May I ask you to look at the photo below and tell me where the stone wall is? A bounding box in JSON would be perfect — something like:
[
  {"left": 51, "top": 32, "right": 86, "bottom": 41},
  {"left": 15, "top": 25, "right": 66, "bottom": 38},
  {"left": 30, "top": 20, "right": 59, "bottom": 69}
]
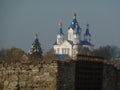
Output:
[
  {"left": 57, "top": 60, "right": 75, "bottom": 90},
  {"left": 1, "top": 58, "right": 119, "bottom": 90},
  {"left": 102, "top": 64, "right": 116, "bottom": 90},
  {"left": 0, "top": 60, "right": 75, "bottom": 90}
]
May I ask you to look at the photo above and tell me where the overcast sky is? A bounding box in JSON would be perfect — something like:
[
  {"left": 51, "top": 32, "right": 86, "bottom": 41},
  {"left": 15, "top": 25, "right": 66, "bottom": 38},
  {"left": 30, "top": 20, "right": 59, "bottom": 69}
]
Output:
[{"left": 0, "top": 0, "right": 120, "bottom": 53}]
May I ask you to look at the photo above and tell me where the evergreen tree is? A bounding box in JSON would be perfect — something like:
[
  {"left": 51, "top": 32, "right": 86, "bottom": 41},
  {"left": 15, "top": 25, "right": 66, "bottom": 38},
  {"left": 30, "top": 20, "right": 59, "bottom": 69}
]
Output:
[{"left": 29, "top": 34, "right": 42, "bottom": 59}]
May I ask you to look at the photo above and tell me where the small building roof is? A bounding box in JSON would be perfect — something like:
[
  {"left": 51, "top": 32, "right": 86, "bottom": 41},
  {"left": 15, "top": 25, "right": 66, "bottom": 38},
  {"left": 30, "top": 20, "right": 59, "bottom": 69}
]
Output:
[
  {"left": 80, "top": 40, "right": 93, "bottom": 46},
  {"left": 55, "top": 54, "right": 69, "bottom": 59}
]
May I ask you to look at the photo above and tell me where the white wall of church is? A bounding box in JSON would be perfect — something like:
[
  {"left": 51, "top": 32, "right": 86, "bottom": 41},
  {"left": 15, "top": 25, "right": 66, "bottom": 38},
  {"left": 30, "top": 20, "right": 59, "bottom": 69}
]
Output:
[
  {"left": 57, "top": 34, "right": 64, "bottom": 45},
  {"left": 73, "top": 34, "right": 80, "bottom": 44},
  {"left": 53, "top": 41, "right": 73, "bottom": 57},
  {"left": 53, "top": 44, "right": 81, "bottom": 58},
  {"left": 68, "top": 29, "right": 74, "bottom": 41}
]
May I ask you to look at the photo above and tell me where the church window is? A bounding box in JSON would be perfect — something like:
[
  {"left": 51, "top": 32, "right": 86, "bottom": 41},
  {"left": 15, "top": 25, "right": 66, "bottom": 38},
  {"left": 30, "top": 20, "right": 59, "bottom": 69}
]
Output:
[
  {"left": 67, "top": 48, "right": 70, "bottom": 54},
  {"left": 58, "top": 38, "right": 60, "bottom": 44},
  {"left": 62, "top": 48, "right": 64, "bottom": 54},
  {"left": 62, "top": 48, "right": 69, "bottom": 54},
  {"left": 57, "top": 48, "right": 60, "bottom": 54},
  {"left": 65, "top": 49, "right": 67, "bottom": 54}
]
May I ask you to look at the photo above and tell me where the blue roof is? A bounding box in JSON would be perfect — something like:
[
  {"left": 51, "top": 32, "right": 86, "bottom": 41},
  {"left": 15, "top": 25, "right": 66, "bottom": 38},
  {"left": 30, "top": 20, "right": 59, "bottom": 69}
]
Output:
[
  {"left": 67, "top": 40, "right": 74, "bottom": 45},
  {"left": 54, "top": 40, "right": 74, "bottom": 45},
  {"left": 58, "top": 28, "right": 64, "bottom": 35},
  {"left": 84, "top": 28, "right": 91, "bottom": 36},
  {"left": 80, "top": 40, "right": 93, "bottom": 46},
  {"left": 56, "top": 54, "right": 69, "bottom": 59},
  {"left": 67, "top": 40, "right": 80, "bottom": 45},
  {"left": 68, "top": 18, "right": 80, "bottom": 30}
]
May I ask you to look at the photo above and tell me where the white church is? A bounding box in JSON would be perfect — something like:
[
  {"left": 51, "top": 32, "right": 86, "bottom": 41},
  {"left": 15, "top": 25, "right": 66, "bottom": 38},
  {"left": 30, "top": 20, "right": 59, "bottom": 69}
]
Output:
[{"left": 53, "top": 13, "right": 94, "bottom": 58}]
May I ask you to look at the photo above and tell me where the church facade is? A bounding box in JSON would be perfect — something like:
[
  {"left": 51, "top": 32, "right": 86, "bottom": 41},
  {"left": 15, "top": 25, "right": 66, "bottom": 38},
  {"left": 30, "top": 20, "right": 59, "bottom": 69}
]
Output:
[{"left": 53, "top": 13, "right": 93, "bottom": 58}]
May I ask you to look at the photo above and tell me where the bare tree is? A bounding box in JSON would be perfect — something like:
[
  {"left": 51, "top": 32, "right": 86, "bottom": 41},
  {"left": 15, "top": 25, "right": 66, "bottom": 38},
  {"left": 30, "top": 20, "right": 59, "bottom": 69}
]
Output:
[
  {"left": 92, "top": 45, "right": 120, "bottom": 60},
  {"left": 79, "top": 46, "right": 92, "bottom": 55},
  {"left": 43, "top": 48, "right": 58, "bottom": 62}
]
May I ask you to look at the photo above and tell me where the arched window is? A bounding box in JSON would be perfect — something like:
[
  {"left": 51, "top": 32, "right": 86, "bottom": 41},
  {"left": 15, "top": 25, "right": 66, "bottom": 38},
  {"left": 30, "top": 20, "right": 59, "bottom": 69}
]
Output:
[{"left": 57, "top": 48, "right": 60, "bottom": 54}]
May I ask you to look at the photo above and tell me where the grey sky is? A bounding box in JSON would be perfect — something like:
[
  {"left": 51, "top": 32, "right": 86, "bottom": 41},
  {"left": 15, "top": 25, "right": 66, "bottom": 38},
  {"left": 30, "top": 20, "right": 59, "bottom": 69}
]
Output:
[{"left": 0, "top": 0, "right": 120, "bottom": 53}]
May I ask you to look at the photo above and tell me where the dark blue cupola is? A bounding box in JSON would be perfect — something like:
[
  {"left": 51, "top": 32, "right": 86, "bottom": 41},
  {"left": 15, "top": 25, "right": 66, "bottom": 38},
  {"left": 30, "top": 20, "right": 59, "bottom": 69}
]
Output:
[
  {"left": 68, "top": 12, "right": 80, "bottom": 30},
  {"left": 84, "top": 24, "right": 91, "bottom": 42},
  {"left": 58, "top": 21, "right": 64, "bottom": 35},
  {"left": 80, "top": 24, "right": 94, "bottom": 49},
  {"left": 74, "top": 22, "right": 80, "bottom": 35},
  {"left": 73, "top": 22, "right": 81, "bottom": 44},
  {"left": 84, "top": 24, "right": 91, "bottom": 36},
  {"left": 57, "top": 21, "right": 64, "bottom": 44}
]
